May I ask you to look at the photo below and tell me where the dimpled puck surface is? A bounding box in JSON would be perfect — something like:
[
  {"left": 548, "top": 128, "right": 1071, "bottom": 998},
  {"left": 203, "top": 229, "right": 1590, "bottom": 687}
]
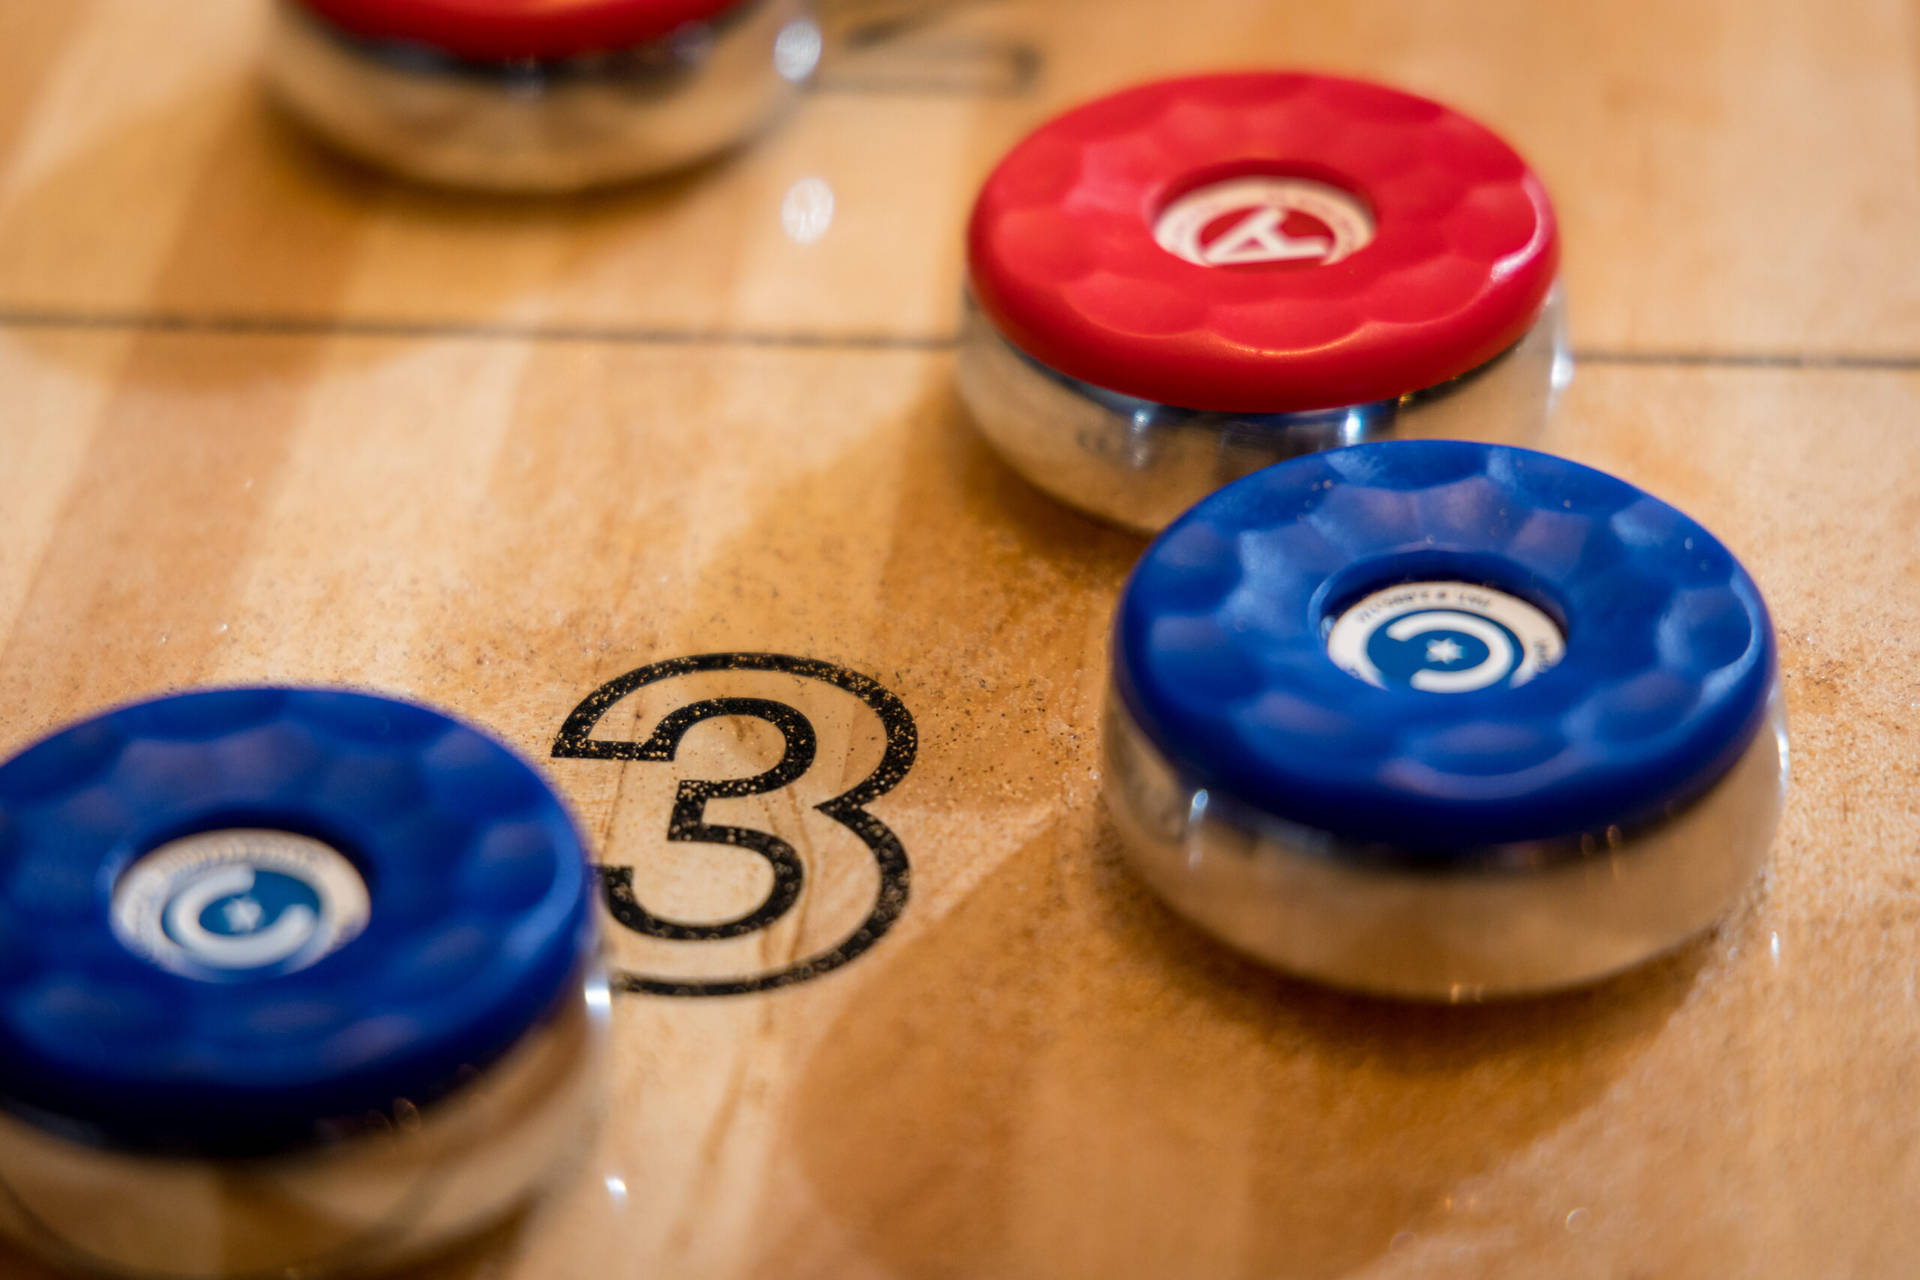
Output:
[
  {"left": 968, "top": 72, "right": 1558, "bottom": 413},
  {"left": 0, "top": 688, "right": 594, "bottom": 1155},
  {"left": 1113, "top": 441, "right": 1776, "bottom": 849},
  {"left": 296, "top": 0, "right": 745, "bottom": 60}
]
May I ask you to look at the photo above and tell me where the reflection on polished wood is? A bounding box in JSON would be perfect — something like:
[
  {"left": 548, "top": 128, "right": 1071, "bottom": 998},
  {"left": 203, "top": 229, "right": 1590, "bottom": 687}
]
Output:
[{"left": 0, "top": 1, "right": 1915, "bottom": 1277}]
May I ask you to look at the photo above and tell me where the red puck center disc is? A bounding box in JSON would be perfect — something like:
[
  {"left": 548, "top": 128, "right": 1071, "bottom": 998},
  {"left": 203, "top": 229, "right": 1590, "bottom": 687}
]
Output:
[{"left": 1152, "top": 173, "right": 1375, "bottom": 269}]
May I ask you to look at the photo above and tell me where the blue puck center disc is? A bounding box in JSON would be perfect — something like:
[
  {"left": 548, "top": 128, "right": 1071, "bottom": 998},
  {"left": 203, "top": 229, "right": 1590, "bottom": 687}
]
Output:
[
  {"left": 111, "top": 828, "right": 372, "bottom": 980},
  {"left": 1113, "top": 442, "right": 1777, "bottom": 849},
  {"left": 0, "top": 688, "right": 595, "bottom": 1155}
]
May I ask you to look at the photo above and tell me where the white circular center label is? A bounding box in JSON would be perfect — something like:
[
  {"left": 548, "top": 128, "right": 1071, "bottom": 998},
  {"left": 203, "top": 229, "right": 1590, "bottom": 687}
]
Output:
[
  {"left": 112, "top": 830, "right": 370, "bottom": 981},
  {"left": 1154, "top": 176, "right": 1373, "bottom": 268},
  {"left": 1326, "top": 581, "right": 1565, "bottom": 694}
]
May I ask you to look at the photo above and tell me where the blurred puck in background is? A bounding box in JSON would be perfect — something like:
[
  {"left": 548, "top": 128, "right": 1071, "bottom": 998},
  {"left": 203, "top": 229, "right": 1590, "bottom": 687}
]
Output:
[{"left": 268, "top": 0, "right": 822, "bottom": 191}]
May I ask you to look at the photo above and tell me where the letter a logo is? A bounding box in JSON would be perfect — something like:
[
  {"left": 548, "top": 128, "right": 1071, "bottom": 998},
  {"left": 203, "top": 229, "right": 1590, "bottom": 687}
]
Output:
[
  {"left": 1197, "top": 205, "right": 1332, "bottom": 266},
  {"left": 1154, "top": 176, "right": 1374, "bottom": 269}
]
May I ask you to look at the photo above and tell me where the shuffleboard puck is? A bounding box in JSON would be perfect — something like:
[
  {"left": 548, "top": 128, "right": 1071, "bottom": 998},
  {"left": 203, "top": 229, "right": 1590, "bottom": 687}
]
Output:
[
  {"left": 961, "top": 72, "right": 1569, "bottom": 531},
  {"left": 1105, "top": 441, "right": 1787, "bottom": 999},
  {"left": 0, "top": 688, "right": 604, "bottom": 1278},
  {"left": 267, "top": 0, "right": 822, "bottom": 191}
]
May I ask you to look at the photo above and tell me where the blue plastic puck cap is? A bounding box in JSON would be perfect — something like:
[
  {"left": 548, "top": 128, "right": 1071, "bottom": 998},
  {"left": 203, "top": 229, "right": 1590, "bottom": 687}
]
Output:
[
  {"left": 1113, "top": 441, "right": 1777, "bottom": 849},
  {"left": 0, "top": 688, "right": 595, "bottom": 1156}
]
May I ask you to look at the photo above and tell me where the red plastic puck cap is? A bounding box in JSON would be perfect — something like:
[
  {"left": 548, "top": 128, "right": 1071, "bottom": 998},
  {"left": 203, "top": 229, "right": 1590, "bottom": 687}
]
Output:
[
  {"left": 295, "top": 0, "right": 746, "bottom": 61},
  {"left": 967, "top": 73, "right": 1559, "bottom": 413}
]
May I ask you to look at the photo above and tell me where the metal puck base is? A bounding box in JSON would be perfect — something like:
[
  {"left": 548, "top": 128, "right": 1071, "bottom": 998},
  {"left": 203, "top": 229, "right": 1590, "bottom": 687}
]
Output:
[{"left": 0, "top": 969, "right": 607, "bottom": 1279}]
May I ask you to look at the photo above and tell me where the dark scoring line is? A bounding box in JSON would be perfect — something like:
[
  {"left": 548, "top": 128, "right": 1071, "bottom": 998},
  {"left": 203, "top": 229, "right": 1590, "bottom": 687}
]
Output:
[
  {"left": 1572, "top": 349, "right": 1920, "bottom": 372},
  {"left": 0, "top": 307, "right": 957, "bottom": 351},
  {"left": 0, "top": 308, "right": 1914, "bottom": 370},
  {"left": 811, "top": 73, "right": 1034, "bottom": 97}
]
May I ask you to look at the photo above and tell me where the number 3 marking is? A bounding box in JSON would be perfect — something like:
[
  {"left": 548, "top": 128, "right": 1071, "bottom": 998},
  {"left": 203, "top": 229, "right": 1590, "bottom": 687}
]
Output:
[{"left": 552, "top": 653, "right": 916, "bottom": 997}]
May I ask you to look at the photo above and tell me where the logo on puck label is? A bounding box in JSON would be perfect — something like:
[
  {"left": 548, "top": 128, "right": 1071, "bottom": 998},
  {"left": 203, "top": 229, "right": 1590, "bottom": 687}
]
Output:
[
  {"left": 1154, "top": 176, "right": 1373, "bottom": 268},
  {"left": 1326, "top": 581, "right": 1565, "bottom": 694},
  {"left": 112, "top": 830, "right": 370, "bottom": 980}
]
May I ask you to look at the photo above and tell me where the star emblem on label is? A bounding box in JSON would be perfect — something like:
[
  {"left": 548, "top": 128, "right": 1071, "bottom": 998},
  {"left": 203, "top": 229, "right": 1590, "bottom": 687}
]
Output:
[
  {"left": 1326, "top": 581, "right": 1566, "bottom": 694},
  {"left": 111, "top": 829, "right": 371, "bottom": 981}
]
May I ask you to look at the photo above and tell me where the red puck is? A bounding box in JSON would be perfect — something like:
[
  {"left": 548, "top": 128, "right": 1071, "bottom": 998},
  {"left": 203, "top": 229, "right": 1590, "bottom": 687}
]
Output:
[
  {"left": 294, "top": 0, "right": 744, "bottom": 61},
  {"left": 967, "top": 72, "right": 1559, "bottom": 413}
]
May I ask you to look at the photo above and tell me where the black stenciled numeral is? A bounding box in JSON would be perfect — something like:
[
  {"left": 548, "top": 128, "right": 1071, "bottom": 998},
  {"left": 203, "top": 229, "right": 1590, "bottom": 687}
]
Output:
[
  {"left": 597, "top": 697, "right": 814, "bottom": 942},
  {"left": 553, "top": 653, "right": 915, "bottom": 998}
]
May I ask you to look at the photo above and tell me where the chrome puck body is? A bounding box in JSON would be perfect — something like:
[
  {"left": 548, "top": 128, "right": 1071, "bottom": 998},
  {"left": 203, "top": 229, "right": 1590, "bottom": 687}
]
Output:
[
  {"left": 267, "top": 0, "right": 820, "bottom": 192},
  {"left": 1105, "top": 692, "right": 1785, "bottom": 1000},
  {"left": 0, "top": 973, "right": 606, "bottom": 1279}
]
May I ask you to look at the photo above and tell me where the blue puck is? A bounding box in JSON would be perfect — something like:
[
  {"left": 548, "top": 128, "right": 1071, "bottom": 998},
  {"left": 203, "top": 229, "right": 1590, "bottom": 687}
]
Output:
[
  {"left": 0, "top": 688, "right": 595, "bottom": 1156},
  {"left": 1113, "top": 441, "right": 1778, "bottom": 851}
]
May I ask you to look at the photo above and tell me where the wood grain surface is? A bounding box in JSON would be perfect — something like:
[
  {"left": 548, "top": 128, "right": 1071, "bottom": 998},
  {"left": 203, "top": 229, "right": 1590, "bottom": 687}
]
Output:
[{"left": 1, "top": 1, "right": 1917, "bottom": 1276}]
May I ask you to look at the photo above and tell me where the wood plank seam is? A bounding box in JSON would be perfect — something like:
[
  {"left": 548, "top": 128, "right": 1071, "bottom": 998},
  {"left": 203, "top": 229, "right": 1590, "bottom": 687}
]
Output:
[{"left": 2, "top": 307, "right": 1916, "bottom": 371}]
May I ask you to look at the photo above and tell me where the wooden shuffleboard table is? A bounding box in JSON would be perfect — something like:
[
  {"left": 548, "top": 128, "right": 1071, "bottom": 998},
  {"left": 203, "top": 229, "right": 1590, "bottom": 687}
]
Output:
[{"left": 0, "top": 0, "right": 1917, "bottom": 1276}]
